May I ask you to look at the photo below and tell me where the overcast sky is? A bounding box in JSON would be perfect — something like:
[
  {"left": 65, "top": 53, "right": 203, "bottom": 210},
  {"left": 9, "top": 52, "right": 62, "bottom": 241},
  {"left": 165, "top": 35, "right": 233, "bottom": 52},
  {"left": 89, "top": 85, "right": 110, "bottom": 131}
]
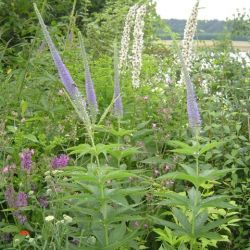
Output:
[{"left": 155, "top": 0, "right": 250, "bottom": 20}]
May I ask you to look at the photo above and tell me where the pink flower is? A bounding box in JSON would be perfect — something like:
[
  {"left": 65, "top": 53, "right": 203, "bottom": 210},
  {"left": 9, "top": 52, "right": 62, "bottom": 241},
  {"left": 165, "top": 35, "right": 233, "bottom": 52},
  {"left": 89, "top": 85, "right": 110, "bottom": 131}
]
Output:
[
  {"left": 51, "top": 154, "right": 70, "bottom": 169},
  {"left": 2, "top": 164, "right": 16, "bottom": 174}
]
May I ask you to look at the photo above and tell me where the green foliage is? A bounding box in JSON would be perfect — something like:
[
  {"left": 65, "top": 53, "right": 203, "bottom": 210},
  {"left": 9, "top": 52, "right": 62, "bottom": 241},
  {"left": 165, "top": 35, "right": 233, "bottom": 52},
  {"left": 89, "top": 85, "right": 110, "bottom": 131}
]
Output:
[{"left": 0, "top": 2, "right": 249, "bottom": 250}]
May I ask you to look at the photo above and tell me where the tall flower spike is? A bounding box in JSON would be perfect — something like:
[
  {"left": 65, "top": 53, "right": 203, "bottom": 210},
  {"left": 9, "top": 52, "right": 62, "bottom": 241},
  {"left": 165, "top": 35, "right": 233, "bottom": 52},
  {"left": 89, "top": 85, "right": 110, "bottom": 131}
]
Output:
[
  {"left": 181, "top": 0, "right": 200, "bottom": 77},
  {"left": 179, "top": 51, "right": 201, "bottom": 135},
  {"left": 113, "top": 44, "right": 123, "bottom": 118},
  {"left": 33, "top": 4, "right": 91, "bottom": 128},
  {"left": 78, "top": 32, "right": 98, "bottom": 118},
  {"left": 119, "top": 4, "right": 138, "bottom": 73},
  {"left": 132, "top": 5, "right": 146, "bottom": 88}
]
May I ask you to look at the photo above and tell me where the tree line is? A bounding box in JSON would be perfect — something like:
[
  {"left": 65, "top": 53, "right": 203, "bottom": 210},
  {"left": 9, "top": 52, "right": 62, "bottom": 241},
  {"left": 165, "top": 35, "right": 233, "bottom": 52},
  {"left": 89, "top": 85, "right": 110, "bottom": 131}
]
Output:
[{"left": 159, "top": 19, "right": 248, "bottom": 41}]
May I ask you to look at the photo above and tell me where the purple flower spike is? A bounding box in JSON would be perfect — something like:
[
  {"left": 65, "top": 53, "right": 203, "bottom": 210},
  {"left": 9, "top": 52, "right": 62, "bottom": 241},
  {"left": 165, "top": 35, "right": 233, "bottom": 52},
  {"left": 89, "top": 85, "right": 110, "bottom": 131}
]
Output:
[
  {"left": 113, "top": 44, "right": 123, "bottom": 118},
  {"left": 34, "top": 6, "right": 77, "bottom": 98},
  {"left": 15, "top": 192, "right": 28, "bottom": 208},
  {"left": 4, "top": 186, "right": 16, "bottom": 207},
  {"left": 85, "top": 66, "right": 98, "bottom": 111},
  {"left": 179, "top": 51, "right": 201, "bottom": 135},
  {"left": 34, "top": 4, "right": 90, "bottom": 127},
  {"left": 51, "top": 154, "right": 70, "bottom": 169},
  {"left": 78, "top": 32, "right": 98, "bottom": 116},
  {"left": 20, "top": 149, "right": 34, "bottom": 173}
]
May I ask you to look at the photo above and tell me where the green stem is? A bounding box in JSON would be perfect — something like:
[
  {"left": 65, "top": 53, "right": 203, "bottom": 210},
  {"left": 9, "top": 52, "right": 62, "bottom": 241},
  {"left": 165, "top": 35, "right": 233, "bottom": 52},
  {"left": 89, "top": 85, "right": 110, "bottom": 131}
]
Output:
[
  {"left": 117, "top": 119, "right": 121, "bottom": 168},
  {"left": 196, "top": 156, "right": 199, "bottom": 176},
  {"left": 100, "top": 182, "right": 109, "bottom": 246},
  {"left": 89, "top": 130, "right": 100, "bottom": 167}
]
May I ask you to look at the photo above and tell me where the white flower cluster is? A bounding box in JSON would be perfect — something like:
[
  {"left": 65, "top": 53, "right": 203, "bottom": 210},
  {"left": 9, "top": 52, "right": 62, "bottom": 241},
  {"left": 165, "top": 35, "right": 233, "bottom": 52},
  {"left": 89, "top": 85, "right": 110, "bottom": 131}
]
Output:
[
  {"left": 181, "top": 0, "right": 200, "bottom": 76},
  {"left": 131, "top": 5, "right": 146, "bottom": 88},
  {"left": 118, "top": 4, "right": 138, "bottom": 72},
  {"left": 118, "top": 4, "right": 147, "bottom": 88}
]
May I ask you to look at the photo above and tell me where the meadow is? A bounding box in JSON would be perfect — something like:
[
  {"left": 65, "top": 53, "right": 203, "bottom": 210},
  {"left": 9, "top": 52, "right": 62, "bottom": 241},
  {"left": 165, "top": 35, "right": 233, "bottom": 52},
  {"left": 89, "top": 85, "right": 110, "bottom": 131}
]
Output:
[{"left": 0, "top": 0, "right": 249, "bottom": 250}]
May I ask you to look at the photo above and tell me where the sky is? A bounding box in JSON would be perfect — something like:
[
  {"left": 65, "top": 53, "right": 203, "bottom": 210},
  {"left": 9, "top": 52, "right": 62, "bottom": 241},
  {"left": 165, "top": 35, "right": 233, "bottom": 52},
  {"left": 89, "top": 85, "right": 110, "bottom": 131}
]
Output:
[{"left": 155, "top": 0, "right": 250, "bottom": 20}]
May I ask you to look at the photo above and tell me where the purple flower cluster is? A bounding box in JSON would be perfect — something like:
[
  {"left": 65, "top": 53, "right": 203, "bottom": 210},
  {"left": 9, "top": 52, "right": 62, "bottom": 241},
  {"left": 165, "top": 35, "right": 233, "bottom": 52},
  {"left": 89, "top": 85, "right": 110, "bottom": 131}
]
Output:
[
  {"left": 15, "top": 192, "right": 28, "bottom": 208},
  {"left": 38, "top": 196, "right": 49, "bottom": 208},
  {"left": 4, "top": 187, "right": 28, "bottom": 224},
  {"left": 20, "top": 149, "right": 34, "bottom": 173},
  {"left": 4, "top": 186, "right": 16, "bottom": 207},
  {"left": 51, "top": 154, "right": 70, "bottom": 169},
  {"left": 13, "top": 211, "right": 27, "bottom": 224}
]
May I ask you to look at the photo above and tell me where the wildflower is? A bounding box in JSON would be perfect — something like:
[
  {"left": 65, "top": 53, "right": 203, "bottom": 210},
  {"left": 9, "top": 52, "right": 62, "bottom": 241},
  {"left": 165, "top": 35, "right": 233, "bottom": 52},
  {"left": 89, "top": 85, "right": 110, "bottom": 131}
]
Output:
[
  {"left": 163, "top": 165, "right": 171, "bottom": 173},
  {"left": 63, "top": 214, "right": 73, "bottom": 223},
  {"left": 2, "top": 164, "right": 16, "bottom": 174},
  {"left": 45, "top": 215, "right": 55, "bottom": 222},
  {"left": 44, "top": 171, "right": 50, "bottom": 176},
  {"left": 28, "top": 238, "right": 35, "bottom": 244},
  {"left": 113, "top": 44, "right": 123, "bottom": 118},
  {"left": 153, "top": 169, "right": 160, "bottom": 177},
  {"left": 119, "top": 4, "right": 138, "bottom": 72},
  {"left": 34, "top": 4, "right": 91, "bottom": 128},
  {"left": 54, "top": 186, "right": 61, "bottom": 193},
  {"left": 51, "top": 154, "right": 69, "bottom": 169},
  {"left": 38, "top": 196, "right": 49, "bottom": 208},
  {"left": 132, "top": 221, "right": 140, "bottom": 228},
  {"left": 78, "top": 32, "right": 98, "bottom": 117},
  {"left": 15, "top": 192, "right": 28, "bottom": 208},
  {"left": 19, "top": 230, "right": 30, "bottom": 237},
  {"left": 131, "top": 5, "right": 146, "bottom": 88},
  {"left": 58, "top": 89, "right": 64, "bottom": 96},
  {"left": 20, "top": 149, "right": 34, "bottom": 173},
  {"left": 4, "top": 186, "right": 16, "bottom": 207},
  {"left": 45, "top": 175, "right": 52, "bottom": 181},
  {"left": 1, "top": 233, "right": 12, "bottom": 242},
  {"left": 46, "top": 189, "right": 52, "bottom": 195},
  {"left": 164, "top": 180, "right": 175, "bottom": 187},
  {"left": 28, "top": 190, "right": 34, "bottom": 196},
  {"left": 152, "top": 123, "right": 157, "bottom": 129},
  {"left": 179, "top": 51, "right": 201, "bottom": 134},
  {"left": 14, "top": 211, "right": 27, "bottom": 224},
  {"left": 52, "top": 170, "right": 63, "bottom": 175},
  {"left": 181, "top": 0, "right": 200, "bottom": 75},
  {"left": 14, "top": 239, "right": 20, "bottom": 244},
  {"left": 143, "top": 96, "right": 149, "bottom": 101}
]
